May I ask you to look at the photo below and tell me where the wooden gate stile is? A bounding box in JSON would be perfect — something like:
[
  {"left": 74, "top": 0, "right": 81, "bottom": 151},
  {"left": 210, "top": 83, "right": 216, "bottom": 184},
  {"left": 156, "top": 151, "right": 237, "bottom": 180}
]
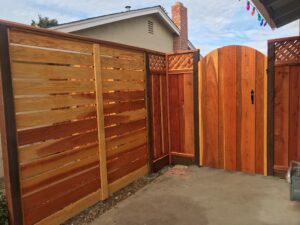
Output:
[
  {"left": 166, "top": 50, "right": 199, "bottom": 165},
  {"left": 199, "top": 46, "right": 267, "bottom": 175},
  {"left": 269, "top": 36, "right": 300, "bottom": 176}
]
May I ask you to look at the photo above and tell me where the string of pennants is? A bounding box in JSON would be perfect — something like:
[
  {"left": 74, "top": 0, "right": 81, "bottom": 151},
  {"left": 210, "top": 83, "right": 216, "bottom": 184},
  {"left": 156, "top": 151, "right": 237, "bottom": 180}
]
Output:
[{"left": 243, "top": 0, "right": 268, "bottom": 27}]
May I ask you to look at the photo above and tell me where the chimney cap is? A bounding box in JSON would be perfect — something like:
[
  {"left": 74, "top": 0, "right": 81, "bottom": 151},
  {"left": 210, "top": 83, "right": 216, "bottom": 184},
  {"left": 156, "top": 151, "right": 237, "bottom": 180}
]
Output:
[{"left": 174, "top": 2, "right": 184, "bottom": 6}]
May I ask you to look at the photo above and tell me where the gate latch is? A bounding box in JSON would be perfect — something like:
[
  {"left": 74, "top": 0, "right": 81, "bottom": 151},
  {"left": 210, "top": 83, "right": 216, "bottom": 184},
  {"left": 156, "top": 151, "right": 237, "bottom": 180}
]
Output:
[{"left": 251, "top": 90, "right": 254, "bottom": 105}]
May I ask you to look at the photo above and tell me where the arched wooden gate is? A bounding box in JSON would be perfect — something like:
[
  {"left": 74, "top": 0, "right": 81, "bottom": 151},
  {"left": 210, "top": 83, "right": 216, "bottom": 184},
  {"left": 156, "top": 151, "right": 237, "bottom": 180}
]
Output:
[{"left": 199, "top": 46, "right": 267, "bottom": 175}]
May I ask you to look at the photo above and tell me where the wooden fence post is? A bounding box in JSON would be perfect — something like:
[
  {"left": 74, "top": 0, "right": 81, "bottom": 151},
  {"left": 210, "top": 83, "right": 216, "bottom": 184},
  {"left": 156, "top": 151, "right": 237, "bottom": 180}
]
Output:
[
  {"left": 0, "top": 25, "right": 23, "bottom": 225},
  {"left": 145, "top": 53, "right": 154, "bottom": 173},
  {"left": 193, "top": 50, "right": 200, "bottom": 165},
  {"left": 93, "top": 44, "right": 108, "bottom": 199},
  {"left": 267, "top": 41, "right": 275, "bottom": 176}
]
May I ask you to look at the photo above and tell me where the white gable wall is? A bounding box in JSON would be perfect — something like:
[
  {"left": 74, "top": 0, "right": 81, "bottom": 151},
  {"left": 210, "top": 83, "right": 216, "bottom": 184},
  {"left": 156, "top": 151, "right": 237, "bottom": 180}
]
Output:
[{"left": 72, "top": 14, "right": 174, "bottom": 52}]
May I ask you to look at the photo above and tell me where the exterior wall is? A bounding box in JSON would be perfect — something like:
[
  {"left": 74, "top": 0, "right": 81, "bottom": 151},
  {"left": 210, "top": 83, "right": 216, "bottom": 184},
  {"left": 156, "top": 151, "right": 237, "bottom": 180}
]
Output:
[{"left": 72, "top": 15, "right": 174, "bottom": 52}]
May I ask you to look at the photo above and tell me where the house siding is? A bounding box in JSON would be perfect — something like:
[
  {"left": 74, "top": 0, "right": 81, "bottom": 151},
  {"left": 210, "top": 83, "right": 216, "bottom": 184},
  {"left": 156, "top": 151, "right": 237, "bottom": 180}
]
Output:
[{"left": 72, "top": 14, "right": 174, "bottom": 52}]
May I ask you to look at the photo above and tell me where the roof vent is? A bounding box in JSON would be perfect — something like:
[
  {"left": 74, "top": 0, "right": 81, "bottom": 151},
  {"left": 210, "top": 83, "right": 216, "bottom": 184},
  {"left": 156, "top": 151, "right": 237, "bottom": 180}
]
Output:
[
  {"left": 125, "top": 6, "right": 131, "bottom": 11},
  {"left": 148, "top": 20, "right": 154, "bottom": 34}
]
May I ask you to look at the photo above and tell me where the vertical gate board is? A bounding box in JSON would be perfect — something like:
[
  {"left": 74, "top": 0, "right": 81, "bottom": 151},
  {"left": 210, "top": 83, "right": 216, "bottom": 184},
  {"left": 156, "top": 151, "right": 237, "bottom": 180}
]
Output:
[
  {"left": 183, "top": 73, "right": 195, "bottom": 155},
  {"left": 236, "top": 46, "right": 242, "bottom": 171},
  {"left": 255, "top": 52, "right": 266, "bottom": 174},
  {"left": 240, "top": 47, "right": 256, "bottom": 173},
  {"left": 152, "top": 74, "right": 163, "bottom": 158},
  {"left": 202, "top": 50, "right": 219, "bottom": 167},
  {"left": 289, "top": 66, "right": 300, "bottom": 162},
  {"left": 220, "top": 46, "right": 237, "bottom": 171},
  {"left": 168, "top": 74, "right": 182, "bottom": 152},
  {"left": 200, "top": 46, "right": 267, "bottom": 174},
  {"left": 274, "top": 66, "right": 290, "bottom": 172}
]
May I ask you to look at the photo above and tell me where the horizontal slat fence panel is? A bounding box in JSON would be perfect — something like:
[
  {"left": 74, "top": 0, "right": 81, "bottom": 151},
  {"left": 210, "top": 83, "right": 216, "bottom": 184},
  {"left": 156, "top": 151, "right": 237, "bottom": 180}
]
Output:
[
  {"left": 99, "top": 45, "right": 149, "bottom": 193},
  {"left": 0, "top": 22, "right": 155, "bottom": 225},
  {"left": 8, "top": 28, "right": 102, "bottom": 225}
]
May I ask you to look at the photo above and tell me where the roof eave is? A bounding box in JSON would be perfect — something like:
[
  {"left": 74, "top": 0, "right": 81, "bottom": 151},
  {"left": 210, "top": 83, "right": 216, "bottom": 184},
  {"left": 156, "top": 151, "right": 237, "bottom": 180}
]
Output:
[{"left": 51, "top": 7, "right": 180, "bottom": 35}]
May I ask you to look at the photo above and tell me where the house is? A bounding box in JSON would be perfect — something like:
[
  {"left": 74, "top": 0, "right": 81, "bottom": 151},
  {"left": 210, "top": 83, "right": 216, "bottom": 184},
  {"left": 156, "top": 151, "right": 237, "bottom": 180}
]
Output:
[{"left": 51, "top": 2, "right": 195, "bottom": 52}]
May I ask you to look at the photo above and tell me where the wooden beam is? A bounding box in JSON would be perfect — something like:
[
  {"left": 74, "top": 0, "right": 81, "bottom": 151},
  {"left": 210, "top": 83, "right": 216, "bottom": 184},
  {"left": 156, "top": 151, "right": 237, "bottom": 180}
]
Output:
[
  {"left": 193, "top": 50, "right": 200, "bottom": 165},
  {"left": 266, "top": 41, "right": 275, "bottom": 176},
  {"left": 93, "top": 44, "right": 108, "bottom": 200},
  {"left": 145, "top": 53, "right": 154, "bottom": 173},
  {"left": 0, "top": 25, "right": 23, "bottom": 225}
]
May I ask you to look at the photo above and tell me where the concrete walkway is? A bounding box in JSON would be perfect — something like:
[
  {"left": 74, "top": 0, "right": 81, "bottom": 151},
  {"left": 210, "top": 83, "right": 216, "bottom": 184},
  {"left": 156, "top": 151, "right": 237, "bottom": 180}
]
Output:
[{"left": 91, "top": 166, "right": 300, "bottom": 225}]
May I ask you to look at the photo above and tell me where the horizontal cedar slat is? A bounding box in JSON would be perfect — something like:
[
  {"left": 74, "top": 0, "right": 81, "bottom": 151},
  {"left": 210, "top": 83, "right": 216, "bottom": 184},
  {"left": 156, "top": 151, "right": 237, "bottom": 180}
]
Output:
[
  {"left": 10, "top": 45, "right": 93, "bottom": 65},
  {"left": 11, "top": 62, "right": 94, "bottom": 80},
  {"left": 16, "top": 106, "right": 96, "bottom": 129},
  {"left": 10, "top": 30, "right": 93, "bottom": 54},
  {"left": 103, "top": 90, "right": 145, "bottom": 102},
  {"left": 102, "top": 80, "right": 144, "bottom": 92},
  {"left": 18, "top": 118, "right": 97, "bottom": 146},
  {"left": 13, "top": 79, "right": 95, "bottom": 96},
  {"left": 108, "top": 155, "right": 148, "bottom": 183},
  {"left": 15, "top": 93, "right": 96, "bottom": 113},
  {"left": 21, "top": 156, "right": 99, "bottom": 195},
  {"left": 34, "top": 190, "right": 101, "bottom": 225},
  {"left": 104, "top": 108, "right": 146, "bottom": 126},
  {"left": 100, "top": 46, "right": 144, "bottom": 61},
  {"left": 20, "top": 144, "right": 98, "bottom": 179},
  {"left": 22, "top": 165, "right": 99, "bottom": 208},
  {"left": 106, "top": 128, "right": 146, "bottom": 150},
  {"left": 23, "top": 167, "right": 100, "bottom": 225},
  {"left": 101, "top": 56, "right": 144, "bottom": 71},
  {"left": 105, "top": 119, "right": 146, "bottom": 138},
  {"left": 107, "top": 141, "right": 147, "bottom": 158},
  {"left": 108, "top": 165, "right": 148, "bottom": 194},
  {"left": 107, "top": 145, "right": 147, "bottom": 171},
  {"left": 104, "top": 100, "right": 145, "bottom": 114},
  {"left": 102, "top": 68, "right": 144, "bottom": 81},
  {"left": 19, "top": 130, "right": 98, "bottom": 163}
]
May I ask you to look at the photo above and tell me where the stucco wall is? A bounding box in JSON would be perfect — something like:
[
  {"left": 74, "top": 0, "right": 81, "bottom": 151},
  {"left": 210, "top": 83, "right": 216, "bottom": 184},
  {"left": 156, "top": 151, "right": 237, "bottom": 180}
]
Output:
[{"left": 73, "top": 14, "right": 174, "bottom": 52}]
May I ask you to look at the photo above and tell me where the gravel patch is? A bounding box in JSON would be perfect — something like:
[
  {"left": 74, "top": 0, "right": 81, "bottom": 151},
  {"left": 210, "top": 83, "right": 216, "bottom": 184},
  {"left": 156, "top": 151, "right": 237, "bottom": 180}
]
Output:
[{"left": 63, "top": 167, "right": 169, "bottom": 225}]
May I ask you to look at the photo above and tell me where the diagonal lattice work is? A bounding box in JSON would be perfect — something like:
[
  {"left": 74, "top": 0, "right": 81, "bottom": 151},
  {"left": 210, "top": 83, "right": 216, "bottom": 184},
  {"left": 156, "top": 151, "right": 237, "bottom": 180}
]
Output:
[
  {"left": 274, "top": 38, "right": 300, "bottom": 64},
  {"left": 149, "top": 54, "right": 166, "bottom": 73},
  {"left": 168, "top": 53, "right": 193, "bottom": 71}
]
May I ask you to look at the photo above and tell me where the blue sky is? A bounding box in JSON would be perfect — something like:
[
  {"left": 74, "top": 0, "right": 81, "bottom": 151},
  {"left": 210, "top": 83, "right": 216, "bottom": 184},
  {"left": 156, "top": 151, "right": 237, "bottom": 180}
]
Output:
[{"left": 0, "top": 0, "right": 299, "bottom": 55}]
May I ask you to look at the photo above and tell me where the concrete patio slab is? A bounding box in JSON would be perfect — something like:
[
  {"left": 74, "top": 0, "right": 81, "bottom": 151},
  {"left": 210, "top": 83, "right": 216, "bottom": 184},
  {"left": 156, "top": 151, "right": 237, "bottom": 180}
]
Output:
[{"left": 91, "top": 166, "right": 300, "bottom": 225}]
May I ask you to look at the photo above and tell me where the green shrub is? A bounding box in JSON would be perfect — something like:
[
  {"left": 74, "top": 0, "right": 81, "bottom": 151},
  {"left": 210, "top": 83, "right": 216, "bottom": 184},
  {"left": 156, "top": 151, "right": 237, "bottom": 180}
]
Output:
[{"left": 0, "top": 192, "right": 8, "bottom": 225}]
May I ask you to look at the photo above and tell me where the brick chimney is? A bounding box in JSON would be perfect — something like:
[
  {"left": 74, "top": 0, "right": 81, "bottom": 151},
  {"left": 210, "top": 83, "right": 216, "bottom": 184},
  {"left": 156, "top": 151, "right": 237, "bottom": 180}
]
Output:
[{"left": 172, "top": 2, "right": 188, "bottom": 51}]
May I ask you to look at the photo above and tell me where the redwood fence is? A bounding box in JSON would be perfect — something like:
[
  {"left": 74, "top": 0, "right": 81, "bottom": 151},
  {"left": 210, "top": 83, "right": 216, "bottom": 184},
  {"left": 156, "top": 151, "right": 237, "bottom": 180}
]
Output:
[
  {"left": 1, "top": 19, "right": 299, "bottom": 225},
  {"left": 268, "top": 36, "right": 300, "bottom": 176}
]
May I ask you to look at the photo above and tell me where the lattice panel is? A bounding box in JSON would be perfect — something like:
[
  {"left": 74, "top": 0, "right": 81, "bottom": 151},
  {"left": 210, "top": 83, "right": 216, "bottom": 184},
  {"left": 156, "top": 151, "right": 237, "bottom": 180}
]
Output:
[
  {"left": 274, "top": 38, "right": 300, "bottom": 64},
  {"left": 168, "top": 53, "right": 193, "bottom": 71},
  {"left": 149, "top": 54, "right": 166, "bottom": 73}
]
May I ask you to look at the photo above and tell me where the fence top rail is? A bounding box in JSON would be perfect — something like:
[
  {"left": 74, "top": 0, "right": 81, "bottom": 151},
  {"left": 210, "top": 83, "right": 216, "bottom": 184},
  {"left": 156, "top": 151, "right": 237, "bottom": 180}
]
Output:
[
  {"left": 166, "top": 49, "right": 199, "bottom": 56},
  {"left": 0, "top": 19, "right": 165, "bottom": 56},
  {"left": 268, "top": 35, "right": 300, "bottom": 44}
]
